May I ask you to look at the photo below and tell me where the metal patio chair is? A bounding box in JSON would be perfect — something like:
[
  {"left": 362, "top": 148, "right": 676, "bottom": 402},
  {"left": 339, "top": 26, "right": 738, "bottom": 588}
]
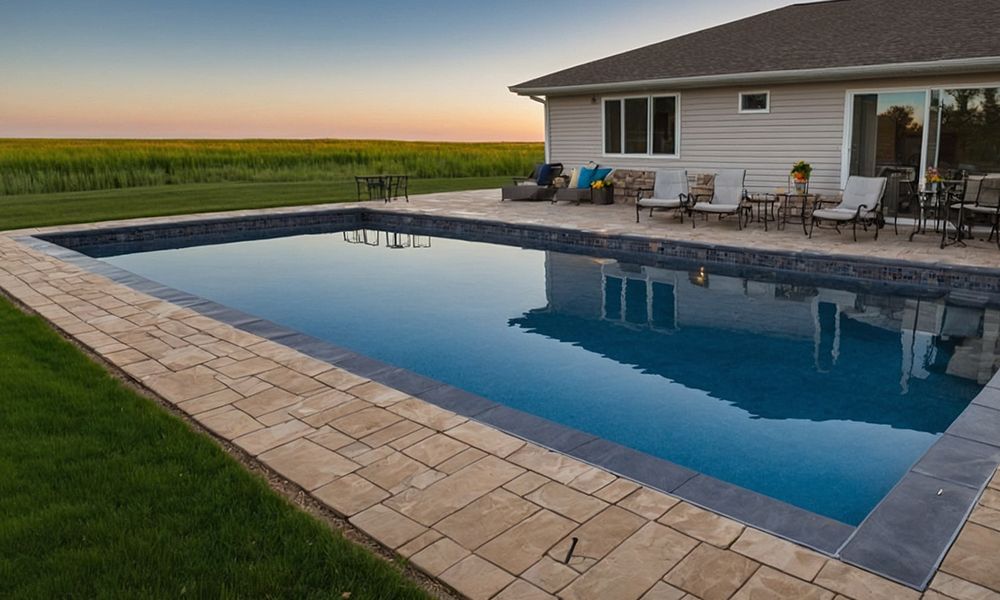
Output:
[
  {"left": 635, "top": 169, "right": 690, "bottom": 223},
  {"left": 809, "top": 176, "right": 887, "bottom": 241},
  {"left": 689, "top": 169, "right": 748, "bottom": 229}
]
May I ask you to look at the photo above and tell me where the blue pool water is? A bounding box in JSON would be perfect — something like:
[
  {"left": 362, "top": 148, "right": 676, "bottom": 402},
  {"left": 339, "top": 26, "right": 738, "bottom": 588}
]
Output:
[{"left": 102, "top": 230, "right": 986, "bottom": 524}]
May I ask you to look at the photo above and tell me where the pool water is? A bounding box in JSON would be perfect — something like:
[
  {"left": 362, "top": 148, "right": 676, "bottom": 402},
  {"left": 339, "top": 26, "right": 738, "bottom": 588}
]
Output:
[{"left": 102, "top": 230, "right": 988, "bottom": 525}]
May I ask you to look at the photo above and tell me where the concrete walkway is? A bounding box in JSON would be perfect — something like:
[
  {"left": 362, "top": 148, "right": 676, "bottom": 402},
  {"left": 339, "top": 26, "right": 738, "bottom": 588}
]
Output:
[{"left": 2, "top": 191, "right": 999, "bottom": 600}]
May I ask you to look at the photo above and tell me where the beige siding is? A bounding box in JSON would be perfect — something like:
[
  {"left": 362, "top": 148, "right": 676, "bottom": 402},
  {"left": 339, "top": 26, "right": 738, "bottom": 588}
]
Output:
[{"left": 546, "top": 73, "right": 1000, "bottom": 195}]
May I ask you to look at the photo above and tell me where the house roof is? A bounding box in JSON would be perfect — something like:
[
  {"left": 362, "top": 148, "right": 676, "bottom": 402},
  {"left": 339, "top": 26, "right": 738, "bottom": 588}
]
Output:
[{"left": 510, "top": 0, "right": 1000, "bottom": 95}]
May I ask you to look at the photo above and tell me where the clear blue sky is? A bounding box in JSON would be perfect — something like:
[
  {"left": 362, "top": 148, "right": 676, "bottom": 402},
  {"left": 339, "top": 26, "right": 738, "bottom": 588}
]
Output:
[{"left": 1, "top": 0, "right": 796, "bottom": 140}]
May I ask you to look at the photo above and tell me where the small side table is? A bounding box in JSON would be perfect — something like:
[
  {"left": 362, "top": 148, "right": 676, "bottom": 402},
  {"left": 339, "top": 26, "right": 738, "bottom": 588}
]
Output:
[
  {"left": 777, "top": 193, "right": 818, "bottom": 235},
  {"left": 909, "top": 189, "right": 944, "bottom": 241},
  {"left": 746, "top": 193, "right": 779, "bottom": 231}
]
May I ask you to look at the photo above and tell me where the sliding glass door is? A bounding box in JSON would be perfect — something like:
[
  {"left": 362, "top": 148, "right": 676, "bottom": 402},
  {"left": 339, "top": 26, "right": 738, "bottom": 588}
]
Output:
[
  {"left": 932, "top": 87, "right": 1000, "bottom": 175},
  {"left": 848, "top": 91, "right": 927, "bottom": 215},
  {"left": 849, "top": 92, "right": 927, "bottom": 177},
  {"left": 846, "top": 85, "right": 1000, "bottom": 212}
]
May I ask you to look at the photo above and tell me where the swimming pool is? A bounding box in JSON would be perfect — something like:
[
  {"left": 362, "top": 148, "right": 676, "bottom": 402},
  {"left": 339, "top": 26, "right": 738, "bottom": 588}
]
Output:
[{"left": 94, "top": 228, "right": 989, "bottom": 526}]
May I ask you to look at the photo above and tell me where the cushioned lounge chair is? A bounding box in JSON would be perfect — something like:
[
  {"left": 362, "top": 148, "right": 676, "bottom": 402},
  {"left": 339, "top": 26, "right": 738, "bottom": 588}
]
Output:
[
  {"left": 809, "top": 176, "right": 887, "bottom": 241},
  {"left": 635, "top": 169, "right": 689, "bottom": 223},
  {"left": 689, "top": 169, "right": 747, "bottom": 229},
  {"left": 501, "top": 163, "right": 564, "bottom": 201}
]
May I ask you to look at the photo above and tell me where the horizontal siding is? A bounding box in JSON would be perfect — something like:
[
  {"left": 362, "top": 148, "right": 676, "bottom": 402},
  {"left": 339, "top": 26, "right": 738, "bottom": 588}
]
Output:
[{"left": 546, "top": 73, "right": 1000, "bottom": 195}]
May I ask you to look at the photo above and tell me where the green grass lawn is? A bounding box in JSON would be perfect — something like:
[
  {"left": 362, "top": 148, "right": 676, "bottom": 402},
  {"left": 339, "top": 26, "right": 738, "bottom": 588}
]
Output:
[
  {"left": 0, "top": 176, "right": 507, "bottom": 230},
  {"left": 0, "top": 296, "right": 431, "bottom": 599}
]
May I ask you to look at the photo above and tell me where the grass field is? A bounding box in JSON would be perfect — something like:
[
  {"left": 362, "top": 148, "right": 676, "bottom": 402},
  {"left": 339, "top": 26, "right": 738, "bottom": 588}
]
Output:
[
  {"left": 0, "top": 176, "right": 507, "bottom": 230},
  {"left": 0, "top": 138, "right": 542, "bottom": 195},
  {"left": 0, "top": 140, "right": 521, "bottom": 596},
  {"left": 0, "top": 295, "right": 432, "bottom": 599}
]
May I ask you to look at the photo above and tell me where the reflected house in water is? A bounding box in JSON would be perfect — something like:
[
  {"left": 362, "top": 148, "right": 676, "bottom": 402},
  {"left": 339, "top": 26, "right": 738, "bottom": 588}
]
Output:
[{"left": 512, "top": 252, "right": 999, "bottom": 429}]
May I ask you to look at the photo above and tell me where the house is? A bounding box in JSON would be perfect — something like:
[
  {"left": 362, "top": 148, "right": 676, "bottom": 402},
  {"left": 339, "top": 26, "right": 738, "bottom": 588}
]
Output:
[{"left": 510, "top": 0, "right": 1000, "bottom": 206}]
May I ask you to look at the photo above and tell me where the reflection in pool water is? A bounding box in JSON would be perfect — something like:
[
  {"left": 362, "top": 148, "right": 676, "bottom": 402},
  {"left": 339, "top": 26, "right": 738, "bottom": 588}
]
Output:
[{"left": 101, "top": 230, "right": 995, "bottom": 524}]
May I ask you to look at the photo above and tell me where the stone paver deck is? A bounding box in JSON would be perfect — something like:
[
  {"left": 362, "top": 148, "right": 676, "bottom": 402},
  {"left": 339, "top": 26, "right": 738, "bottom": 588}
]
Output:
[{"left": 2, "top": 190, "right": 1000, "bottom": 600}]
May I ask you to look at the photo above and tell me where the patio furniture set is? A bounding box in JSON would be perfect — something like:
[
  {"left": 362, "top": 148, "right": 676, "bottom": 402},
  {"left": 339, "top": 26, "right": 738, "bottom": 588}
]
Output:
[
  {"left": 355, "top": 174, "right": 409, "bottom": 203},
  {"left": 500, "top": 163, "right": 616, "bottom": 204},
  {"left": 500, "top": 162, "right": 1000, "bottom": 247}
]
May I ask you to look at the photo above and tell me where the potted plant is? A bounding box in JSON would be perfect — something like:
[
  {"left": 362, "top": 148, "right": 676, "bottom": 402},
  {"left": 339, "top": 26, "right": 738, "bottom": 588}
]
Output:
[
  {"left": 926, "top": 166, "right": 943, "bottom": 193},
  {"left": 790, "top": 161, "right": 812, "bottom": 194},
  {"left": 590, "top": 178, "right": 614, "bottom": 204}
]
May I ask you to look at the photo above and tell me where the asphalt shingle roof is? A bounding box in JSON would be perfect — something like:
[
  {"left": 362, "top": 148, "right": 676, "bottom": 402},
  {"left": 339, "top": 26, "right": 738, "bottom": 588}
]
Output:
[{"left": 511, "top": 0, "right": 1000, "bottom": 92}]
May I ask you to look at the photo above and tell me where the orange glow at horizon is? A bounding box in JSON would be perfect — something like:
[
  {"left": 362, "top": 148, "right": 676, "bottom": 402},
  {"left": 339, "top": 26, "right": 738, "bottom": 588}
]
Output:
[{"left": 0, "top": 69, "right": 544, "bottom": 141}]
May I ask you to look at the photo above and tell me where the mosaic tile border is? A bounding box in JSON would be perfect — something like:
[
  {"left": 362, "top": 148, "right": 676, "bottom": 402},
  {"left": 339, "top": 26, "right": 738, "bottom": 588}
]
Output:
[
  {"left": 23, "top": 207, "right": 1000, "bottom": 590},
  {"left": 39, "top": 206, "right": 1000, "bottom": 301}
]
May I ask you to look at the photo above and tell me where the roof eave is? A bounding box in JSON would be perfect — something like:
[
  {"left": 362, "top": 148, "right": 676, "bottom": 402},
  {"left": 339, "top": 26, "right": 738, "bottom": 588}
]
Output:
[{"left": 509, "top": 56, "right": 1000, "bottom": 96}]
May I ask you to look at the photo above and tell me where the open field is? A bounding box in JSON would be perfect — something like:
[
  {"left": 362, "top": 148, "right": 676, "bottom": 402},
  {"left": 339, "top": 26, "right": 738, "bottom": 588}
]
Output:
[
  {"left": 0, "top": 177, "right": 508, "bottom": 230},
  {"left": 0, "top": 296, "right": 432, "bottom": 599},
  {"left": 0, "top": 139, "right": 542, "bottom": 195}
]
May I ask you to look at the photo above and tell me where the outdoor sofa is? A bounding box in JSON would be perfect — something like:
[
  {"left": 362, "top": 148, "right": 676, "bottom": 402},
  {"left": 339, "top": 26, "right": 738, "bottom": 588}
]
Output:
[{"left": 553, "top": 165, "right": 613, "bottom": 204}]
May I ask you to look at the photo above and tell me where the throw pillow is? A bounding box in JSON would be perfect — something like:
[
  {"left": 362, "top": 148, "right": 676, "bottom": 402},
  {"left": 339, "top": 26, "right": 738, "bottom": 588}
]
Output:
[
  {"left": 568, "top": 168, "right": 580, "bottom": 189},
  {"left": 577, "top": 167, "right": 597, "bottom": 188}
]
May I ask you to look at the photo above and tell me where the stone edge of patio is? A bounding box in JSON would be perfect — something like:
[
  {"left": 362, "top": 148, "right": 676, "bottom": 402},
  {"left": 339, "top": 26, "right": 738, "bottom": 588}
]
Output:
[{"left": 2, "top": 195, "right": 1000, "bottom": 600}]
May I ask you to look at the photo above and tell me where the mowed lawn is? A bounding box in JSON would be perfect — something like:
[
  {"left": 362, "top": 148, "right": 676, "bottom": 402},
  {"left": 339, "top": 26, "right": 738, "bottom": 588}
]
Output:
[
  {"left": 0, "top": 176, "right": 508, "bottom": 230},
  {"left": 0, "top": 140, "right": 530, "bottom": 596},
  {"left": 0, "top": 296, "right": 431, "bottom": 599}
]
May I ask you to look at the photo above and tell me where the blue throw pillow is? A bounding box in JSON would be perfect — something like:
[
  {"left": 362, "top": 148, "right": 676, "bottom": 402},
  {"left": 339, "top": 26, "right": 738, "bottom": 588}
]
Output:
[
  {"left": 577, "top": 167, "right": 597, "bottom": 188},
  {"left": 578, "top": 167, "right": 612, "bottom": 188}
]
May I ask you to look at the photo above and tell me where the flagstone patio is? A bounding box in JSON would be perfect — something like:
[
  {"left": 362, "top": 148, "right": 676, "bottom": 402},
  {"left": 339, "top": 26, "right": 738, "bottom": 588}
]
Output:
[{"left": 2, "top": 190, "right": 1000, "bottom": 600}]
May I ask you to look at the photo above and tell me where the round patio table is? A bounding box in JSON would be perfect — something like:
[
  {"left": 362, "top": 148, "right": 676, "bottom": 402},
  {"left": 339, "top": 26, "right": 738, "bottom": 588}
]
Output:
[
  {"left": 909, "top": 181, "right": 962, "bottom": 242},
  {"left": 776, "top": 193, "right": 818, "bottom": 235}
]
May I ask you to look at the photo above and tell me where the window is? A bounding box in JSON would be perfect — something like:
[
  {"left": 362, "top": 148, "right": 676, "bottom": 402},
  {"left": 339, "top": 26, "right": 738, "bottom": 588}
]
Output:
[
  {"left": 603, "top": 95, "right": 679, "bottom": 156},
  {"left": 652, "top": 97, "right": 676, "bottom": 154},
  {"left": 624, "top": 98, "right": 648, "bottom": 153},
  {"left": 739, "top": 91, "right": 769, "bottom": 113},
  {"left": 603, "top": 100, "right": 621, "bottom": 154}
]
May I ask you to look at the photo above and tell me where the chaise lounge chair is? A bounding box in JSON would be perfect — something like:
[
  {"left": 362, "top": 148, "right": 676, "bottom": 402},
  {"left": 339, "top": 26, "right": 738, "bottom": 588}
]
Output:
[
  {"left": 501, "top": 162, "right": 564, "bottom": 201},
  {"left": 689, "top": 169, "right": 748, "bottom": 229},
  {"left": 635, "top": 169, "right": 689, "bottom": 223},
  {"left": 809, "top": 176, "right": 887, "bottom": 241}
]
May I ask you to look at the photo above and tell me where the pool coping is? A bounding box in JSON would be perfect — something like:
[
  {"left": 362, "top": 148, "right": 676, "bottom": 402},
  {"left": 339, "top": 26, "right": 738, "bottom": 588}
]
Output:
[{"left": 17, "top": 205, "right": 1000, "bottom": 590}]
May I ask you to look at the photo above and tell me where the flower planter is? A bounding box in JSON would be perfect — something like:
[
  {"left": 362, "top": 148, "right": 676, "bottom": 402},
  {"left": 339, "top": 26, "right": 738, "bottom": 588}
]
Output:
[{"left": 591, "top": 187, "right": 614, "bottom": 205}]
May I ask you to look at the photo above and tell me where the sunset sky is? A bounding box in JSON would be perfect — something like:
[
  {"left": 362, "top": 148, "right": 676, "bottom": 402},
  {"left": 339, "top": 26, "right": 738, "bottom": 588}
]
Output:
[{"left": 2, "top": 0, "right": 797, "bottom": 141}]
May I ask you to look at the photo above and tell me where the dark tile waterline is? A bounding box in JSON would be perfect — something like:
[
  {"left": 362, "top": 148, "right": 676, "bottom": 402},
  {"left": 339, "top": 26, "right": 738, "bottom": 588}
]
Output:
[
  {"left": 32, "top": 205, "right": 1000, "bottom": 300},
  {"left": 19, "top": 209, "right": 1000, "bottom": 590}
]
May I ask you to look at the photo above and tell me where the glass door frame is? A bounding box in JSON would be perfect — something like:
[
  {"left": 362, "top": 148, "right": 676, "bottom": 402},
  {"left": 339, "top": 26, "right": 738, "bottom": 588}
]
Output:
[
  {"left": 841, "top": 80, "right": 1000, "bottom": 189},
  {"left": 840, "top": 86, "right": 932, "bottom": 190}
]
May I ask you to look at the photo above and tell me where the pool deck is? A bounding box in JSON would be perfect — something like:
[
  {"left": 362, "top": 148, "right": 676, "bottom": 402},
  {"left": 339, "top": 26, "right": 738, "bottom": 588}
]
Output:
[{"left": 2, "top": 189, "right": 1000, "bottom": 600}]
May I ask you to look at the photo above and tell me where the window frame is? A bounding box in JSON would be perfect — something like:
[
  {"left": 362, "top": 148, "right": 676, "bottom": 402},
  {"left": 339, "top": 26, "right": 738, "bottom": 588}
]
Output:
[
  {"left": 601, "top": 93, "right": 681, "bottom": 159},
  {"left": 738, "top": 90, "right": 770, "bottom": 114}
]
